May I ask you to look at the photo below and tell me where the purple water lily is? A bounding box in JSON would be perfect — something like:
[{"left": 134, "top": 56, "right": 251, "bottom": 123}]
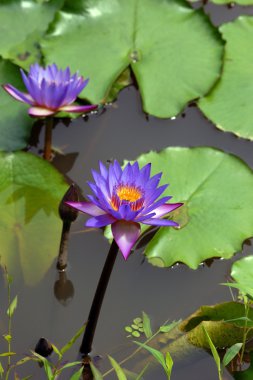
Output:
[
  {"left": 67, "top": 160, "right": 183, "bottom": 260},
  {"left": 3, "top": 63, "right": 97, "bottom": 117}
]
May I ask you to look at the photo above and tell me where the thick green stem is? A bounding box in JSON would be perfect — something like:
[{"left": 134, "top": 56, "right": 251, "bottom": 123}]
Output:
[
  {"left": 43, "top": 117, "right": 53, "bottom": 161},
  {"left": 80, "top": 240, "right": 119, "bottom": 355}
]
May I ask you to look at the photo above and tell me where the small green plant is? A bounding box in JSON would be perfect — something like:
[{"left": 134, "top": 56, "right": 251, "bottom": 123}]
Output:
[
  {"left": 222, "top": 280, "right": 253, "bottom": 364},
  {"left": 0, "top": 267, "right": 18, "bottom": 380},
  {"left": 124, "top": 312, "right": 153, "bottom": 339},
  {"left": 203, "top": 326, "right": 243, "bottom": 380}
]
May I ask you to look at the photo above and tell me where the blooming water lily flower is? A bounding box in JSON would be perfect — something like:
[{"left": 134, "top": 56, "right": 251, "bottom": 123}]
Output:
[
  {"left": 3, "top": 63, "right": 97, "bottom": 117},
  {"left": 67, "top": 161, "right": 183, "bottom": 260}
]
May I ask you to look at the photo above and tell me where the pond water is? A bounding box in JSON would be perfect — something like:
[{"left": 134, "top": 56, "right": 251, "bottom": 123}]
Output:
[{"left": 1, "top": 2, "right": 253, "bottom": 380}]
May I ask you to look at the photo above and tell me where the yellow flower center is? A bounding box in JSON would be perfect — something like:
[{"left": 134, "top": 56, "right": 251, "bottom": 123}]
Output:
[
  {"left": 116, "top": 185, "right": 142, "bottom": 202},
  {"left": 110, "top": 185, "right": 143, "bottom": 211}
]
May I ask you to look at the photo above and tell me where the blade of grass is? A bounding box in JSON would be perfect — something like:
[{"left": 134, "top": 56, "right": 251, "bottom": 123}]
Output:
[{"left": 108, "top": 356, "right": 127, "bottom": 380}]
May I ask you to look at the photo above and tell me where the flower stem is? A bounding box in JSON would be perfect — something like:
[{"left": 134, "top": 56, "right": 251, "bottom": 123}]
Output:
[
  {"left": 43, "top": 117, "right": 53, "bottom": 161},
  {"left": 80, "top": 239, "right": 119, "bottom": 355}
]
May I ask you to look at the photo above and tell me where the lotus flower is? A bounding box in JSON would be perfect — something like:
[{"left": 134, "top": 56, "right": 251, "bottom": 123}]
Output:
[
  {"left": 3, "top": 63, "right": 97, "bottom": 117},
  {"left": 67, "top": 160, "right": 183, "bottom": 260}
]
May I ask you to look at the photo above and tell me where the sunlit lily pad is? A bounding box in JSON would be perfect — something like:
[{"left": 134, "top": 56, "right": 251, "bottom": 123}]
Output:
[
  {"left": 135, "top": 147, "right": 253, "bottom": 268},
  {"left": 0, "top": 151, "right": 68, "bottom": 285},
  {"left": 199, "top": 17, "right": 253, "bottom": 140},
  {"left": 42, "top": 0, "right": 223, "bottom": 117},
  {"left": 0, "top": 0, "right": 64, "bottom": 69},
  {"left": 231, "top": 256, "right": 253, "bottom": 293},
  {"left": 0, "top": 58, "right": 33, "bottom": 151}
]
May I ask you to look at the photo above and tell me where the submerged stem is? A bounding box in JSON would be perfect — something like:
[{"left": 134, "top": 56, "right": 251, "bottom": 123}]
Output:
[
  {"left": 43, "top": 117, "right": 53, "bottom": 161},
  {"left": 80, "top": 240, "right": 119, "bottom": 355}
]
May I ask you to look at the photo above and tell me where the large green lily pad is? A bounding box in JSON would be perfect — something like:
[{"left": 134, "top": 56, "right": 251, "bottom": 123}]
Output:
[
  {"left": 0, "top": 0, "right": 64, "bottom": 69},
  {"left": 135, "top": 147, "right": 253, "bottom": 268},
  {"left": 199, "top": 17, "right": 253, "bottom": 141},
  {"left": 0, "top": 151, "right": 68, "bottom": 285},
  {"left": 0, "top": 58, "right": 34, "bottom": 151},
  {"left": 42, "top": 0, "right": 223, "bottom": 117}
]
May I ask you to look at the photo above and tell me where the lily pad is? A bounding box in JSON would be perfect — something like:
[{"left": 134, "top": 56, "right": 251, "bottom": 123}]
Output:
[
  {"left": 231, "top": 256, "right": 253, "bottom": 294},
  {"left": 0, "top": 151, "right": 68, "bottom": 285},
  {"left": 179, "top": 302, "right": 253, "bottom": 349},
  {"left": 0, "top": 0, "right": 64, "bottom": 69},
  {"left": 42, "top": 0, "right": 223, "bottom": 117},
  {"left": 199, "top": 17, "right": 253, "bottom": 141},
  {"left": 135, "top": 147, "right": 253, "bottom": 268},
  {"left": 0, "top": 58, "right": 34, "bottom": 151}
]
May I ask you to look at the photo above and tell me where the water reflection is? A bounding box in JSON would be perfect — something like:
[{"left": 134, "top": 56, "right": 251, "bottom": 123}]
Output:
[
  {"left": 0, "top": 151, "right": 68, "bottom": 285},
  {"left": 54, "top": 271, "right": 74, "bottom": 306}
]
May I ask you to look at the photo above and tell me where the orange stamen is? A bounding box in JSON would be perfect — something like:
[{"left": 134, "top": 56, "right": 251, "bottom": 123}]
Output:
[{"left": 117, "top": 185, "right": 142, "bottom": 202}]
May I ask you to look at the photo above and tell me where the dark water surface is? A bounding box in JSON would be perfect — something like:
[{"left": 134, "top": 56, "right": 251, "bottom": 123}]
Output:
[{"left": 2, "top": 3, "right": 253, "bottom": 379}]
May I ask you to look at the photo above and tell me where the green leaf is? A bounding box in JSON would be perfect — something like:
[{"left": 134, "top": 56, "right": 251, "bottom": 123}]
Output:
[
  {"left": 3, "top": 335, "right": 12, "bottom": 343},
  {"left": 133, "top": 341, "right": 167, "bottom": 372},
  {"left": 31, "top": 352, "right": 53, "bottom": 379},
  {"left": 134, "top": 147, "right": 253, "bottom": 268},
  {"left": 142, "top": 312, "right": 152, "bottom": 339},
  {"left": 199, "top": 17, "right": 253, "bottom": 141},
  {"left": 42, "top": 0, "right": 223, "bottom": 117},
  {"left": 90, "top": 362, "right": 103, "bottom": 380},
  {"left": 231, "top": 257, "right": 253, "bottom": 298},
  {"left": 0, "top": 0, "right": 65, "bottom": 69},
  {"left": 180, "top": 302, "right": 253, "bottom": 331},
  {"left": 222, "top": 282, "right": 253, "bottom": 299},
  {"left": 0, "top": 362, "right": 4, "bottom": 375},
  {"left": 159, "top": 320, "right": 181, "bottom": 333},
  {"left": 70, "top": 366, "right": 84, "bottom": 380},
  {"left": 202, "top": 326, "right": 222, "bottom": 380},
  {"left": 222, "top": 343, "right": 243, "bottom": 367},
  {"left": 165, "top": 352, "right": 173, "bottom": 380},
  {"left": 7, "top": 295, "right": 18, "bottom": 317},
  {"left": 0, "top": 59, "right": 33, "bottom": 152},
  {"left": 0, "top": 352, "right": 16, "bottom": 357},
  {"left": 132, "top": 331, "right": 141, "bottom": 338},
  {"left": 51, "top": 344, "right": 62, "bottom": 361},
  {"left": 0, "top": 151, "right": 68, "bottom": 285},
  {"left": 135, "top": 364, "right": 149, "bottom": 380},
  {"left": 108, "top": 356, "right": 127, "bottom": 380},
  {"left": 60, "top": 324, "right": 86, "bottom": 356},
  {"left": 125, "top": 326, "right": 133, "bottom": 333}
]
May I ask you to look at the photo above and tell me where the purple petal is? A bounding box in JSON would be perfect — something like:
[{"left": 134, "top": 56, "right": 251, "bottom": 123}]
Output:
[
  {"left": 99, "top": 161, "right": 108, "bottom": 179},
  {"left": 142, "top": 196, "right": 172, "bottom": 215},
  {"left": 28, "top": 107, "right": 55, "bottom": 117},
  {"left": 86, "top": 214, "right": 116, "bottom": 228},
  {"left": 112, "top": 221, "right": 141, "bottom": 260},
  {"left": 153, "top": 203, "right": 183, "bottom": 218},
  {"left": 65, "top": 201, "right": 106, "bottom": 216},
  {"left": 3, "top": 84, "right": 34, "bottom": 105},
  {"left": 112, "top": 160, "right": 122, "bottom": 180},
  {"left": 142, "top": 218, "right": 179, "bottom": 227},
  {"left": 118, "top": 204, "right": 139, "bottom": 221},
  {"left": 59, "top": 104, "right": 97, "bottom": 113}
]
